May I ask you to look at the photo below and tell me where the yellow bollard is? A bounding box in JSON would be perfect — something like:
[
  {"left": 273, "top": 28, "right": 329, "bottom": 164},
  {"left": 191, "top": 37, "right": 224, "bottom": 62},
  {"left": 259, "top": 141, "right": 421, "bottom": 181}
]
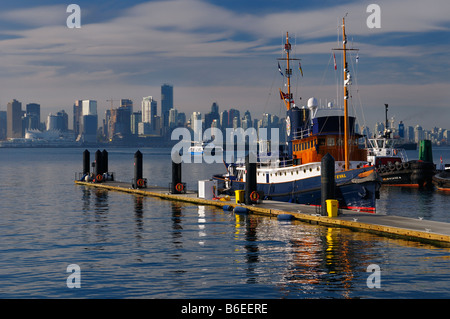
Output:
[
  {"left": 326, "top": 199, "right": 338, "bottom": 217},
  {"left": 235, "top": 190, "right": 245, "bottom": 204}
]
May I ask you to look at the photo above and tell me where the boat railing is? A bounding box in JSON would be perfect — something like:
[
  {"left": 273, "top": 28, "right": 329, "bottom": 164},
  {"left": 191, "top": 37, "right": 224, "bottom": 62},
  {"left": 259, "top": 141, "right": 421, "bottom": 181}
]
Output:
[{"left": 291, "top": 128, "right": 312, "bottom": 140}]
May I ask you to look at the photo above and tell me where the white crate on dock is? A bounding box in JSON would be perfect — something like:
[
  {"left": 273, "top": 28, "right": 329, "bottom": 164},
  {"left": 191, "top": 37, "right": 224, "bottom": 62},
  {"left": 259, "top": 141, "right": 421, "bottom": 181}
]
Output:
[{"left": 198, "top": 180, "right": 218, "bottom": 199}]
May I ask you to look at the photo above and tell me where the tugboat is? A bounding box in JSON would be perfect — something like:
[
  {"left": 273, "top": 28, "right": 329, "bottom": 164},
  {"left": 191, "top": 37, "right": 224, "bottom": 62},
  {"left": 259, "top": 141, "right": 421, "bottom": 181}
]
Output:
[
  {"left": 213, "top": 18, "right": 382, "bottom": 213},
  {"left": 367, "top": 104, "right": 435, "bottom": 187}
]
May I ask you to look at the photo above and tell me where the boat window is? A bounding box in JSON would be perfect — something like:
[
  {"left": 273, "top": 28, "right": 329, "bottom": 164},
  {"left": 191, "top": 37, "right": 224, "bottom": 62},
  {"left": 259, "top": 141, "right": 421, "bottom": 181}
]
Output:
[{"left": 327, "top": 137, "right": 335, "bottom": 146}]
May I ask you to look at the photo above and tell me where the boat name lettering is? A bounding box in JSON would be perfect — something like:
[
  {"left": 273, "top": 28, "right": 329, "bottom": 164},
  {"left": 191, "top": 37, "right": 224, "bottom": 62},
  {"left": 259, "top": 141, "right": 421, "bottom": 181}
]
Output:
[{"left": 336, "top": 174, "right": 346, "bottom": 179}]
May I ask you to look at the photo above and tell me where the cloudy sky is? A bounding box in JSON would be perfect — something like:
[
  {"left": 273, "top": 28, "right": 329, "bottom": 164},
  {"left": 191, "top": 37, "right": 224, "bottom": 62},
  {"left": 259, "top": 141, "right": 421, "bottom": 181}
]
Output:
[{"left": 0, "top": 0, "right": 449, "bottom": 131}]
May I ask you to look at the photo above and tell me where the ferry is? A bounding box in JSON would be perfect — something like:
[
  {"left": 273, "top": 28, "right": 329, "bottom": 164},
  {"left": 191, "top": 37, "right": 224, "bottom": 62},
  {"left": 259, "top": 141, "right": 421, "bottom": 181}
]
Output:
[
  {"left": 189, "top": 140, "right": 223, "bottom": 156},
  {"left": 213, "top": 18, "right": 382, "bottom": 213}
]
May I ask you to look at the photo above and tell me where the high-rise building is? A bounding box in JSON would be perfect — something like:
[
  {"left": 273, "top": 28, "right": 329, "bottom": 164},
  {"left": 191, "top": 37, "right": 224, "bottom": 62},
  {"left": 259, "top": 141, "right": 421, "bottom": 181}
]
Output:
[
  {"left": 161, "top": 84, "right": 173, "bottom": 129},
  {"left": 191, "top": 111, "right": 202, "bottom": 140},
  {"left": 131, "top": 111, "right": 142, "bottom": 135},
  {"left": 228, "top": 109, "right": 240, "bottom": 128},
  {"left": 82, "top": 100, "right": 97, "bottom": 116},
  {"left": 220, "top": 110, "right": 228, "bottom": 129},
  {"left": 7, "top": 99, "right": 23, "bottom": 138},
  {"left": 414, "top": 125, "right": 424, "bottom": 143},
  {"left": 169, "top": 108, "right": 178, "bottom": 129},
  {"left": 25, "top": 103, "right": 41, "bottom": 130},
  {"left": 211, "top": 102, "right": 219, "bottom": 115},
  {"left": 0, "top": 111, "right": 7, "bottom": 140},
  {"left": 77, "top": 100, "right": 98, "bottom": 142},
  {"left": 81, "top": 115, "right": 98, "bottom": 143},
  {"left": 398, "top": 121, "right": 405, "bottom": 139},
  {"left": 73, "top": 100, "right": 83, "bottom": 136},
  {"left": 142, "top": 96, "right": 157, "bottom": 123}
]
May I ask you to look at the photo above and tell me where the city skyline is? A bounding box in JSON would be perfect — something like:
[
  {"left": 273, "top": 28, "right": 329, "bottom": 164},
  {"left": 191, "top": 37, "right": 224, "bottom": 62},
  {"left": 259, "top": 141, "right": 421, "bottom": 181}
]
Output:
[
  {"left": 0, "top": 0, "right": 449, "bottom": 131},
  {"left": 1, "top": 92, "right": 448, "bottom": 146}
]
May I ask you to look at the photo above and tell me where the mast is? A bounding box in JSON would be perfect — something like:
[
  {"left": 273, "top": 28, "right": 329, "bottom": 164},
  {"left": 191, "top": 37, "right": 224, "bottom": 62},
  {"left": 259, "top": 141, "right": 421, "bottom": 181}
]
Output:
[
  {"left": 342, "top": 17, "right": 349, "bottom": 171},
  {"left": 333, "top": 17, "right": 357, "bottom": 170},
  {"left": 278, "top": 32, "right": 299, "bottom": 111},
  {"left": 286, "top": 32, "right": 292, "bottom": 110}
]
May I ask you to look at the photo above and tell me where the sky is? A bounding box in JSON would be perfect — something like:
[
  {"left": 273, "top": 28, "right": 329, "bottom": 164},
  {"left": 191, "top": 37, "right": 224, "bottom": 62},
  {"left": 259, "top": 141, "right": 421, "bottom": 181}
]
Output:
[{"left": 0, "top": 0, "right": 449, "bottom": 131}]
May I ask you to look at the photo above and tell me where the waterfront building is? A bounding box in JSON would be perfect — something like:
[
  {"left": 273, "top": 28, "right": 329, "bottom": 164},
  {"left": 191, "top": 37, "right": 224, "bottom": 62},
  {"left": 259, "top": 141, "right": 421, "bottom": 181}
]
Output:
[
  {"left": 7, "top": 99, "right": 23, "bottom": 139},
  {"left": 161, "top": 84, "right": 173, "bottom": 131},
  {"left": 46, "top": 113, "right": 59, "bottom": 131}
]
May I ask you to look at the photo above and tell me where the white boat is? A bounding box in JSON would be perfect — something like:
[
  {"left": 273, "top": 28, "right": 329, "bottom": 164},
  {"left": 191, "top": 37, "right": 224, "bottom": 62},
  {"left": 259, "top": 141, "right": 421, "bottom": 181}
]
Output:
[{"left": 188, "top": 141, "right": 223, "bottom": 155}]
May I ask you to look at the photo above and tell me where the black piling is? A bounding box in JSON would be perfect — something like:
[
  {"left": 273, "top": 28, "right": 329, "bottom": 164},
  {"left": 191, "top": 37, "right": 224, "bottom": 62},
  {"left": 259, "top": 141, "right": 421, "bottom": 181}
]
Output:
[
  {"left": 245, "top": 152, "right": 257, "bottom": 205},
  {"left": 102, "top": 149, "right": 108, "bottom": 174},
  {"left": 82, "top": 149, "right": 90, "bottom": 175},
  {"left": 94, "top": 149, "right": 103, "bottom": 181},
  {"left": 321, "top": 153, "right": 335, "bottom": 216},
  {"left": 133, "top": 150, "right": 143, "bottom": 188},
  {"left": 171, "top": 152, "right": 183, "bottom": 194}
]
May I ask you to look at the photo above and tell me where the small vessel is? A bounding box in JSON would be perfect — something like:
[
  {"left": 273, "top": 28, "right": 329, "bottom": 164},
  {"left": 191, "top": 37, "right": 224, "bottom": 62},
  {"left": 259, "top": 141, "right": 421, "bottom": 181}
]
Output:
[
  {"left": 213, "top": 18, "right": 382, "bottom": 213},
  {"left": 189, "top": 140, "right": 223, "bottom": 155},
  {"left": 432, "top": 170, "right": 450, "bottom": 191},
  {"left": 366, "top": 105, "right": 435, "bottom": 187}
]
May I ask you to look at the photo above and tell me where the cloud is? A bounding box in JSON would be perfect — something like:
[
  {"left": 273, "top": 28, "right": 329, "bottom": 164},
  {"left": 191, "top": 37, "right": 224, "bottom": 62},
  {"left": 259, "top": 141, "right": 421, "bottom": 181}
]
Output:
[{"left": 0, "top": 0, "right": 449, "bottom": 129}]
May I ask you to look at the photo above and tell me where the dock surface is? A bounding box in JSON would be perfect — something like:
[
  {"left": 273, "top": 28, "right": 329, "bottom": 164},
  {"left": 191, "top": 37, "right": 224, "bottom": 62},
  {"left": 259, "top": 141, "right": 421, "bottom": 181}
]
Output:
[{"left": 75, "top": 180, "right": 450, "bottom": 246}]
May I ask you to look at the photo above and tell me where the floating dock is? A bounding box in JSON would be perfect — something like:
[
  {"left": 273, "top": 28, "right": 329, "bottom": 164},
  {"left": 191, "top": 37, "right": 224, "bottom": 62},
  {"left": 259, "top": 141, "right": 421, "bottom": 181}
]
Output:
[{"left": 75, "top": 180, "right": 450, "bottom": 247}]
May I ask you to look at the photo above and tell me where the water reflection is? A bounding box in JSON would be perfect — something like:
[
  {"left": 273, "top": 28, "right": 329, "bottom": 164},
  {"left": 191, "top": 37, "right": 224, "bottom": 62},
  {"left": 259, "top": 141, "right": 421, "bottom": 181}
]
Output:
[
  {"left": 198, "top": 206, "right": 206, "bottom": 245},
  {"left": 171, "top": 202, "right": 183, "bottom": 251},
  {"left": 133, "top": 195, "right": 144, "bottom": 248},
  {"left": 80, "top": 187, "right": 110, "bottom": 249}
]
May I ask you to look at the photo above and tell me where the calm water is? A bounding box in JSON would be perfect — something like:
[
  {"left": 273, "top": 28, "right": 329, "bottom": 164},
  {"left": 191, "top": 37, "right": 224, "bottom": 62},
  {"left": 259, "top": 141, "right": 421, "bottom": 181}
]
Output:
[{"left": 0, "top": 147, "right": 449, "bottom": 299}]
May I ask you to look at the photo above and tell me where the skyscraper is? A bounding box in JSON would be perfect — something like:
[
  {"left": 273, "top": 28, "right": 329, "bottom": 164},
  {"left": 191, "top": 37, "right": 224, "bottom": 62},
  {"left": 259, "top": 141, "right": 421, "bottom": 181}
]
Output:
[
  {"left": 73, "top": 100, "right": 83, "bottom": 137},
  {"left": 82, "top": 100, "right": 97, "bottom": 116},
  {"left": 79, "top": 100, "right": 98, "bottom": 143},
  {"left": 161, "top": 84, "right": 173, "bottom": 130},
  {"left": 25, "top": 103, "right": 41, "bottom": 130},
  {"left": 142, "top": 96, "right": 157, "bottom": 123},
  {"left": 7, "top": 99, "right": 23, "bottom": 138}
]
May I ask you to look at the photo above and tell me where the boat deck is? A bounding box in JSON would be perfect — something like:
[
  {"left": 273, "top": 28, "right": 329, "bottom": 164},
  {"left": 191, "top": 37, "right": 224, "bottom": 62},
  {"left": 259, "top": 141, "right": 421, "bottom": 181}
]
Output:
[{"left": 75, "top": 180, "right": 450, "bottom": 246}]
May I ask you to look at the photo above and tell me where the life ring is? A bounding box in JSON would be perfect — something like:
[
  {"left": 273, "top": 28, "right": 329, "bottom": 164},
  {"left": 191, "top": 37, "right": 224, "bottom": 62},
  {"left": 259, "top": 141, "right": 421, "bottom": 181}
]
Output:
[
  {"left": 250, "top": 191, "right": 259, "bottom": 202},
  {"left": 175, "top": 183, "right": 184, "bottom": 192},
  {"left": 137, "top": 178, "right": 145, "bottom": 187},
  {"left": 96, "top": 174, "right": 103, "bottom": 182}
]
